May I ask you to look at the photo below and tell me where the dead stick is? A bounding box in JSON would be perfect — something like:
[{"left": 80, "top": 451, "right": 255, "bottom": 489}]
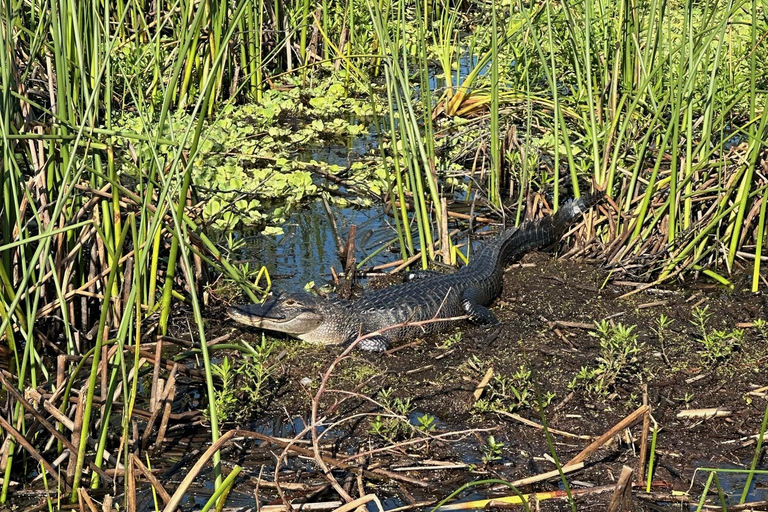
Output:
[
  {"left": 0, "top": 415, "right": 69, "bottom": 491},
  {"left": 607, "top": 466, "right": 634, "bottom": 512},
  {"left": 473, "top": 368, "right": 494, "bottom": 401},
  {"left": 243, "top": 430, "right": 429, "bottom": 488},
  {"left": 132, "top": 454, "right": 172, "bottom": 504},
  {"left": 637, "top": 386, "right": 650, "bottom": 485},
  {"left": 331, "top": 494, "right": 383, "bottom": 512},
  {"left": 0, "top": 374, "right": 112, "bottom": 483},
  {"left": 566, "top": 405, "right": 650, "bottom": 466},
  {"left": 162, "top": 430, "right": 238, "bottom": 512},
  {"left": 495, "top": 411, "right": 592, "bottom": 441},
  {"left": 508, "top": 463, "right": 584, "bottom": 487}
]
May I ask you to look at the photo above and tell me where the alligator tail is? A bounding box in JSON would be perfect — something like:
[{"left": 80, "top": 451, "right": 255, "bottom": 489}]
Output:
[{"left": 502, "top": 191, "right": 603, "bottom": 264}]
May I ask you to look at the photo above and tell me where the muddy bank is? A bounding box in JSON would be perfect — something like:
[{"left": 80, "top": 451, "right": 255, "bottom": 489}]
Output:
[{"left": 186, "top": 255, "right": 768, "bottom": 510}]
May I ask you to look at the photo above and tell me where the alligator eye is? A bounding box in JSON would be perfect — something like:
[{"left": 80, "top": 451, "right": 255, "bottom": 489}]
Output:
[{"left": 284, "top": 299, "right": 297, "bottom": 306}]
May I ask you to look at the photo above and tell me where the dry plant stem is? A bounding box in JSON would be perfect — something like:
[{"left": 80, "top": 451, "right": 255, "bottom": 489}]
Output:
[
  {"left": 317, "top": 387, "right": 494, "bottom": 460},
  {"left": 637, "top": 386, "right": 650, "bottom": 485},
  {"left": 274, "top": 421, "right": 316, "bottom": 508},
  {"left": 508, "top": 462, "right": 584, "bottom": 487},
  {"left": 700, "top": 500, "right": 768, "bottom": 511},
  {"left": 132, "top": 454, "right": 172, "bottom": 504},
  {"left": 473, "top": 368, "right": 494, "bottom": 400},
  {"left": 340, "top": 427, "right": 495, "bottom": 462},
  {"left": 330, "top": 494, "right": 384, "bottom": 512},
  {"left": 126, "top": 452, "right": 137, "bottom": 512},
  {"left": 255, "top": 426, "right": 430, "bottom": 487},
  {"left": 78, "top": 488, "right": 100, "bottom": 512},
  {"left": 385, "top": 501, "right": 436, "bottom": 512},
  {"left": 312, "top": 334, "right": 382, "bottom": 502},
  {"left": 162, "top": 430, "right": 238, "bottom": 512},
  {"left": 309, "top": 315, "right": 470, "bottom": 499},
  {"left": 0, "top": 374, "right": 112, "bottom": 483},
  {"left": 260, "top": 502, "right": 344, "bottom": 512},
  {"left": 494, "top": 411, "right": 592, "bottom": 440},
  {"left": 0, "top": 415, "right": 70, "bottom": 492},
  {"left": 676, "top": 408, "right": 732, "bottom": 419},
  {"left": 566, "top": 405, "right": 650, "bottom": 466},
  {"left": 606, "top": 466, "right": 634, "bottom": 512}
]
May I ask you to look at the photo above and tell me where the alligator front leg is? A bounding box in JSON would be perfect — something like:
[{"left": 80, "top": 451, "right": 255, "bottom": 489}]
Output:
[{"left": 462, "top": 288, "right": 499, "bottom": 324}]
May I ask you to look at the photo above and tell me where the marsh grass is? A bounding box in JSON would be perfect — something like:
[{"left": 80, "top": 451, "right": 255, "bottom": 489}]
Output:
[{"left": 1, "top": 0, "right": 767, "bottom": 508}]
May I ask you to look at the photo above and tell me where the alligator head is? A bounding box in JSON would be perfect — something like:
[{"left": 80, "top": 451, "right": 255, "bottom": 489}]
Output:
[{"left": 227, "top": 292, "right": 356, "bottom": 345}]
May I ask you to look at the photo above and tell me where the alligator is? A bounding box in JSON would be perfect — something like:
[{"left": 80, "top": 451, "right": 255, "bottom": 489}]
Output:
[{"left": 228, "top": 193, "right": 602, "bottom": 352}]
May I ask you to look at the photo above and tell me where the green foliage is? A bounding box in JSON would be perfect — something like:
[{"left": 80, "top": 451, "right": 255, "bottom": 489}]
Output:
[
  {"left": 368, "top": 387, "right": 417, "bottom": 442},
  {"left": 690, "top": 306, "right": 743, "bottom": 365},
  {"left": 754, "top": 319, "right": 768, "bottom": 341},
  {"left": 208, "top": 338, "right": 275, "bottom": 424},
  {"left": 416, "top": 413, "right": 437, "bottom": 433},
  {"left": 113, "top": 82, "right": 387, "bottom": 231},
  {"left": 481, "top": 435, "right": 505, "bottom": 465},
  {"left": 569, "top": 321, "right": 643, "bottom": 398},
  {"left": 437, "top": 331, "right": 462, "bottom": 349},
  {"left": 474, "top": 364, "right": 552, "bottom": 414}
]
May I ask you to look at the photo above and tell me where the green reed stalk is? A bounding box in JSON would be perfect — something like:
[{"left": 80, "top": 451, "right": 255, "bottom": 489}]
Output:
[
  {"left": 0, "top": 2, "right": 131, "bottom": 500},
  {"left": 70, "top": 221, "right": 130, "bottom": 501},
  {"left": 536, "top": 387, "right": 576, "bottom": 512},
  {"left": 201, "top": 466, "right": 242, "bottom": 512},
  {"left": 581, "top": 0, "right": 602, "bottom": 185},
  {"left": 489, "top": 0, "right": 500, "bottom": 207},
  {"left": 299, "top": 0, "right": 310, "bottom": 63},
  {"left": 645, "top": 421, "right": 659, "bottom": 492},
  {"left": 753, "top": 195, "right": 766, "bottom": 292},
  {"left": 543, "top": 0, "right": 561, "bottom": 208},
  {"left": 694, "top": 471, "right": 717, "bottom": 512},
  {"left": 740, "top": 401, "right": 768, "bottom": 503}
]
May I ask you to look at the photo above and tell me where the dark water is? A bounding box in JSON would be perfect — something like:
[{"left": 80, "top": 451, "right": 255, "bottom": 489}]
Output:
[{"left": 232, "top": 197, "right": 400, "bottom": 290}]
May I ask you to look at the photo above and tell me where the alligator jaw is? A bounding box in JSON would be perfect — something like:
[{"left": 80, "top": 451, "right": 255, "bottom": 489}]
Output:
[{"left": 226, "top": 295, "right": 326, "bottom": 337}]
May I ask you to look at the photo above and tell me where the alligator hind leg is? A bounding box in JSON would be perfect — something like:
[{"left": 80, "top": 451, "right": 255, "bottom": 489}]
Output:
[{"left": 462, "top": 288, "right": 498, "bottom": 324}]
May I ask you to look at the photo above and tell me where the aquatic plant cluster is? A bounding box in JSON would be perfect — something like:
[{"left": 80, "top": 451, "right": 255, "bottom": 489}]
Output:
[
  {"left": 114, "top": 83, "right": 384, "bottom": 230},
  {"left": 0, "top": 0, "right": 767, "bottom": 508}
]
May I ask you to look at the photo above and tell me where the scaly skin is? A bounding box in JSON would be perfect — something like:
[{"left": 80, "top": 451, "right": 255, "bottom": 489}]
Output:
[{"left": 228, "top": 193, "right": 602, "bottom": 351}]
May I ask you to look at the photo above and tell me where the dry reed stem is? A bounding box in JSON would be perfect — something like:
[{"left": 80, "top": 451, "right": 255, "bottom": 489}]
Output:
[
  {"left": 339, "top": 426, "right": 495, "bottom": 463},
  {"left": 0, "top": 374, "right": 112, "bottom": 483},
  {"left": 0, "top": 414, "right": 70, "bottom": 491},
  {"left": 78, "top": 488, "right": 100, "bottom": 512},
  {"left": 132, "top": 454, "right": 172, "bottom": 505},
  {"left": 162, "top": 429, "right": 238, "bottom": 512},
  {"left": 508, "top": 462, "right": 584, "bottom": 487},
  {"left": 606, "top": 466, "right": 634, "bottom": 512},
  {"left": 566, "top": 405, "right": 650, "bottom": 466},
  {"left": 637, "top": 386, "right": 650, "bottom": 485},
  {"left": 260, "top": 502, "right": 343, "bottom": 512},
  {"left": 155, "top": 371, "right": 177, "bottom": 448},
  {"left": 494, "top": 410, "right": 592, "bottom": 440},
  {"left": 331, "top": 494, "right": 384, "bottom": 512},
  {"left": 473, "top": 367, "right": 494, "bottom": 401},
  {"left": 676, "top": 408, "right": 732, "bottom": 419},
  {"left": 126, "top": 450, "right": 137, "bottom": 512}
]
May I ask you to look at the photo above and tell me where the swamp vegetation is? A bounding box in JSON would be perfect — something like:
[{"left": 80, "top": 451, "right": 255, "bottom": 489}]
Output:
[{"left": 1, "top": 0, "right": 768, "bottom": 509}]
